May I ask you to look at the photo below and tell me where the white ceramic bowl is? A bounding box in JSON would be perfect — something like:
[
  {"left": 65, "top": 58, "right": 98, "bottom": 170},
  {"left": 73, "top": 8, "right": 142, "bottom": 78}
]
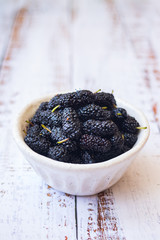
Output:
[{"left": 13, "top": 95, "right": 150, "bottom": 196}]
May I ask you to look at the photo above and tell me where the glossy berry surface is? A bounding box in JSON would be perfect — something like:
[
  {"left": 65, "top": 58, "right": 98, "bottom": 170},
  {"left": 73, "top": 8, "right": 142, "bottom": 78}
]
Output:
[
  {"left": 94, "top": 92, "right": 116, "bottom": 109},
  {"left": 111, "top": 108, "right": 127, "bottom": 123},
  {"left": 80, "top": 134, "right": 111, "bottom": 153},
  {"left": 83, "top": 119, "right": 118, "bottom": 137},
  {"left": 110, "top": 132, "right": 124, "bottom": 150},
  {"left": 81, "top": 151, "right": 96, "bottom": 164},
  {"left": 123, "top": 132, "right": 138, "bottom": 148},
  {"left": 25, "top": 135, "right": 51, "bottom": 155},
  {"left": 48, "top": 90, "right": 94, "bottom": 109},
  {"left": 48, "top": 146, "right": 70, "bottom": 162},
  {"left": 62, "top": 107, "right": 81, "bottom": 139},
  {"left": 50, "top": 127, "right": 77, "bottom": 152},
  {"left": 77, "top": 104, "right": 111, "bottom": 121},
  {"left": 121, "top": 115, "right": 140, "bottom": 133}
]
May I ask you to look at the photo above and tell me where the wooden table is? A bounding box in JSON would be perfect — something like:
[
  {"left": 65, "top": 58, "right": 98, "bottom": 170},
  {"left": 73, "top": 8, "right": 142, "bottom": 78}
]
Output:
[{"left": 0, "top": 0, "right": 160, "bottom": 239}]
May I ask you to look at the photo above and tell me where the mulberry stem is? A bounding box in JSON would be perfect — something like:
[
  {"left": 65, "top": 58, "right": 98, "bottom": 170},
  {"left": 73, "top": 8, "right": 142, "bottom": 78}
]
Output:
[
  {"left": 41, "top": 124, "right": 52, "bottom": 133},
  {"left": 57, "top": 138, "right": 69, "bottom": 144},
  {"left": 51, "top": 105, "right": 60, "bottom": 113},
  {"left": 23, "top": 130, "right": 27, "bottom": 135},
  {"left": 94, "top": 89, "right": 101, "bottom": 93},
  {"left": 25, "top": 120, "right": 34, "bottom": 126},
  {"left": 136, "top": 126, "right": 147, "bottom": 130}
]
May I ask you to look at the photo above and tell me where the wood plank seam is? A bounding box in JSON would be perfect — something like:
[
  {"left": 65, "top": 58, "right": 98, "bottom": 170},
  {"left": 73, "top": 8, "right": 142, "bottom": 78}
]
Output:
[{"left": 0, "top": 8, "right": 28, "bottom": 84}]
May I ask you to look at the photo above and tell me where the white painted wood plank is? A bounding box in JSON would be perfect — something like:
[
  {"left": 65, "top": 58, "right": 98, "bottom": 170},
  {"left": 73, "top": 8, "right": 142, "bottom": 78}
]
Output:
[
  {"left": 76, "top": 195, "right": 99, "bottom": 239},
  {"left": 73, "top": 0, "right": 160, "bottom": 239},
  {"left": 77, "top": 191, "right": 127, "bottom": 239},
  {"left": 1, "top": 0, "right": 160, "bottom": 239},
  {"left": 72, "top": 0, "right": 132, "bottom": 238},
  {"left": 0, "top": 2, "right": 76, "bottom": 239},
  {"left": 110, "top": 1, "right": 160, "bottom": 239},
  {"left": 1, "top": 138, "right": 76, "bottom": 240},
  {"left": 113, "top": 154, "right": 160, "bottom": 240},
  {"left": 115, "top": 0, "right": 160, "bottom": 129},
  {"left": 0, "top": 0, "right": 28, "bottom": 63}
]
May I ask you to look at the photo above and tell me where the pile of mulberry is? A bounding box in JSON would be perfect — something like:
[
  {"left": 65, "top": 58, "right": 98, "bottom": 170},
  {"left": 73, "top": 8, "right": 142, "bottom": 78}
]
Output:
[{"left": 24, "top": 90, "right": 145, "bottom": 164}]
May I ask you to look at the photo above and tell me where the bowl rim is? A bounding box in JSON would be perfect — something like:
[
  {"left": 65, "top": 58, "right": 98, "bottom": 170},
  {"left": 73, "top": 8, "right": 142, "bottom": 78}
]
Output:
[{"left": 13, "top": 94, "right": 150, "bottom": 171}]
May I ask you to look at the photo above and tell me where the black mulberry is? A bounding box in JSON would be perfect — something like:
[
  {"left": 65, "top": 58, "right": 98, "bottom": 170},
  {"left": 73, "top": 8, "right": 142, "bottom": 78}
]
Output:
[
  {"left": 122, "top": 145, "right": 131, "bottom": 153},
  {"left": 83, "top": 120, "right": 118, "bottom": 137},
  {"left": 31, "top": 109, "right": 52, "bottom": 126},
  {"left": 50, "top": 110, "right": 62, "bottom": 127},
  {"left": 24, "top": 135, "right": 51, "bottom": 155},
  {"left": 48, "top": 146, "right": 70, "bottom": 162},
  {"left": 48, "top": 90, "right": 94, "bottom": 109},
  {"left": 81, "top": 151, "right": 96, "bottom": 164},
  {"left": 62, "top": 107, "right": 81, "bottom": 139},
  {"left": 40, "top": 127, "right": 51, "bottom": 139},
  {"left": 69, "top": 151, "right": 82, "bottom": 164},
  {"left": 111, "top": 108, "right": 127, "bottom": 124},
  {"left": 94, "top": 148, "right": 122, "bottom": 162},
  {"left": 51, "top": 126, "right": 77, "bottom": 152},
  {"left": 26, "top": 124, "right": 41, "bottom": 137},
  {"left": 80, "top": 134, "right": 111, "bottom": 153},
  {"left": 94, "top": 92, "right": 116, "bottom": 109},
  {"left": 110, "top": 132, "right": 124, "bottom": 150},
  {"left": 77, "top": 104, "right": 111, "bottom": 121},
  {"left": 123, "top": 132, "right": 138, "bottom": 147},
  {"left": 121, "top": 116, "right": 140, "bottom": 133}
]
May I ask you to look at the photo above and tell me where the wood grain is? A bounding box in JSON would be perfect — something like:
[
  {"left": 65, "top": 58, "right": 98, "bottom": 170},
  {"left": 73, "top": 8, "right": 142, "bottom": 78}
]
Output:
[
  {"left": 0, "top": 0, "right": 160, "bottom": 239},
  {"left": 0, "top": 2, "right": 20, "bottom": 68},
  {"left": 0, "top": 2, "right": 76, "bottom": 239},
  {"left": 73, "top": 0, "right": 160, "bottom": 239}
]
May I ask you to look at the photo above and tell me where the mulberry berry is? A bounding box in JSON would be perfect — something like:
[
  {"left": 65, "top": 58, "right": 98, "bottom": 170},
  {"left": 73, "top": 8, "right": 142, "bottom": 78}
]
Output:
[
  {"left": 50, "top": 127, "right": 62, "bottom": 142},
  {"left": 77, "top": 104, "right": 111, "bottom": 121},
  {"left": 48, "top": 146, "right": 70, "bottom": 162},
  {"left": 81, "top": 151, "right": 96, "bottom": 164},
  {"left": 111, "top": 108, "right": 127, "bottom": 123},
  {"left": 110, "top": 132, "right": 124, "bottom": 150},
  {"left": 50, "top": 110, "right": 62, "bottom": 127},
  {"left": 31, "top": 109, "right": 52, "bottom": 126},
  {"left": 94, "top": 92, "right": 116, "bottom": 109},
  {"left": 121, "top": 116, "right": 140, "bottom": 133},
  {"left": 51, "top": 126, "right": 77, "bottom": 152},
  {"left": 48, "top": 94, "right": 63, "bottom": 110},
  {"left": 69, "top": 151, "right": 82, "bottom": 164},
  {"left": 80, "top": 134, "right": 111, "bottom": 153},
  {"left": 37, "top": 101, "right": 49, "bottom": 111},
  {"left": 48, "top": 90, "right": 94, "bottom": 109},
  {"left": 40, "top": 127, "right": 51, "bottom": 139},
  {"left": 74, "top": 90, "right": 94, "bottom": 107},
  {"left": 83, "top": 120, "right": 118, "bottom": 137},
  {"left": 94, "top": 148, "right": 122, "bottom": 162},
  {"left": 24, "top": 135, "right": 51, "bottom": 155},
  {"left": 123, "top": 132, "right": 138, "bottom": 147},
  {"left": 62, "top": 107, "right": 81, "bottom": 139},
  {"left": 26, "top": 124, "right": 41, "bottom": 137},
  {"left": 122, "top": 145, "right": 131, "bottom": 153}
]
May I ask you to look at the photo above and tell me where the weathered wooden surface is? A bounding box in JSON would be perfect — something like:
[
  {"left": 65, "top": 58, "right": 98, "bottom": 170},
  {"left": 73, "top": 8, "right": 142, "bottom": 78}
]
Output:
[{"left": 0, "top": 0, "right": 160, "bottom": 239}]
